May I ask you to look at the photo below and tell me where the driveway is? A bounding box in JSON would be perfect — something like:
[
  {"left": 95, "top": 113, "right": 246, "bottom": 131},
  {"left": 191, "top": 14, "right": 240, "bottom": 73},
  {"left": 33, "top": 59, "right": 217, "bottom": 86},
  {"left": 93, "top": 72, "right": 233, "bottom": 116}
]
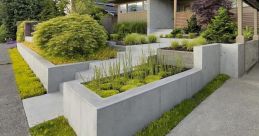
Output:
[
  {"left": 0, "top": 44, "right": 29, "bottom": 136},
  {"left": 168, "top": 64, "right": 259, "bottom": 136}
]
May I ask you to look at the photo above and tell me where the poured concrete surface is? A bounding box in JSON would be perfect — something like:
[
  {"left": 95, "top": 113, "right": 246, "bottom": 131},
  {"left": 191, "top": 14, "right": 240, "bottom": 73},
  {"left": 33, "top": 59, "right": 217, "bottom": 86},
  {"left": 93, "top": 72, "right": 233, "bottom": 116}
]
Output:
[
  {"left": 0, "top": 44, "right": 29, "bottom": 136},
  {"left": 168, "top": 64, "right": 259, "bottom": 136},
  {"left": 23, "top": 92, "right": 63, "bottom": 127}
]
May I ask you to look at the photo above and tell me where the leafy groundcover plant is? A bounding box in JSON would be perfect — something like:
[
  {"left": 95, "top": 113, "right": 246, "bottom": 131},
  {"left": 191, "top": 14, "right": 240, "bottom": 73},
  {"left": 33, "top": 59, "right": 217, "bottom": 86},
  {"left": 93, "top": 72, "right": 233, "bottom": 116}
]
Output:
[
  {"left": 8, "top": 48, "right": 46, "bottom": 99},
  {"left": 30, "top": 116, "right": 76, "bottom": 136},
  {"left": 83, "top": 53, "right": 187, "bottom": 98},
  {"left": 136, "top": 74, "right": 230, "bottom": 136}
]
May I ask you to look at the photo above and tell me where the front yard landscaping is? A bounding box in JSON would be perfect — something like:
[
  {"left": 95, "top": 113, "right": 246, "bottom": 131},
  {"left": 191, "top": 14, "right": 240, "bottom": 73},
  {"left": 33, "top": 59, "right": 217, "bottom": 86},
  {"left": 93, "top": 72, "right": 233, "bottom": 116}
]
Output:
[
  {"left": 8, "top": 48, "right": 46, "bottom": 99},
  {"left": 136, "top": 74, "right": 230, "bottom": 136},
  {"left": 30, "top": 116, "right": 76, "bottom": 136}
]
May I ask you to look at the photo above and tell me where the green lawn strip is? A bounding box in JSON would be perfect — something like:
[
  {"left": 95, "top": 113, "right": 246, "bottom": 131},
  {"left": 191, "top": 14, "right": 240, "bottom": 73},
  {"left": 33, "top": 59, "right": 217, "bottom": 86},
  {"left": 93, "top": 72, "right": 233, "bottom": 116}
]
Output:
[
  {"left": 136, "top": 74, "right": 230, "bottom": 136},
  {"left": 30, "top": 116, "right": 76, "bottom": 136},
  {"left": 8, "top": 48, "right": 46, "bottom": 99}
]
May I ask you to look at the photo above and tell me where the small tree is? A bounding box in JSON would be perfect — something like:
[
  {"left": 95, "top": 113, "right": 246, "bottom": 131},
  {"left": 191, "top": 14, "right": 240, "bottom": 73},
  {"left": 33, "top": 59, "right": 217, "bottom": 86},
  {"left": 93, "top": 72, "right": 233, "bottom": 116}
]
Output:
[
  {"left": 191, "top": 0, "right": 232, "bottom": 25},
  {"left": 184, "top": 15, "right": 201, "bottom": 34},
  {"left": 202, "top": 7, "right": 237, "bottom": 43}
]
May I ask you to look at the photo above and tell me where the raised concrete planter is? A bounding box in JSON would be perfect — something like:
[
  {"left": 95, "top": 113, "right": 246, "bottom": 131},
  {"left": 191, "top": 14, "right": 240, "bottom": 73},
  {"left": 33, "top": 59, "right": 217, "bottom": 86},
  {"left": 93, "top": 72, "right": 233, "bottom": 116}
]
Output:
[
  {"left": 244, "top": 40, "right": 259, "bottom": 71},
  {"left": 157, "top": 48, "right": 193, "bottom": 68},
  {"left": 17, "top": 43, "right": 92, "bottom": 93},
  {"left": 63, "top": 44, "right": 221, "bottom": 136}
]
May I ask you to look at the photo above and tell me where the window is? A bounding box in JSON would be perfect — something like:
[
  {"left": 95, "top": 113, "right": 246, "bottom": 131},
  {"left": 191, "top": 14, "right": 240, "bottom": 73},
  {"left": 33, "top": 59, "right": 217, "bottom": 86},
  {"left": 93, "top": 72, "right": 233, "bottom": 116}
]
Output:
[
  {"left": 119, "top": 4, "right": 127, "bottom": 13},
  {"left": 144, "top": 1, "right": 148, "bottom": 10},
  {"left": 128, "top": 2, "right": 143, "bottom": 12}
]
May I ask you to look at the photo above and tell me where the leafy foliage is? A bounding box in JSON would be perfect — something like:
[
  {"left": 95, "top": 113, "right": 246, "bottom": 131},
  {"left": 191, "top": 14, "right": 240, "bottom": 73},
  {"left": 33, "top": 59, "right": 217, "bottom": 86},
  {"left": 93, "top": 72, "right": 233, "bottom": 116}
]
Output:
[
  {"left": 171, "top": 28, "right": 183, "bottom": 38},
  {"left": 30, "top": 116, "right": 76, "bottom": 136},
  {"left": 8, "top": 48, "right": 46, "bottom": 99},
  {"left": 243, "top": 26, "right": 253, "bottom": 41},
  {"left": 184, "top": 15, "right": 201, "bottom": 34},
  {"left": 113, "top": 22, "right": 147, "bottom": 39},
  {"left": 191, "top": 0, "right": 232, "bottom": 25},
  {"left": 33, "top": 14, "right": 108, "bottom": 58},
  {"left": 23, "top": 42, "right": 117, "bottom": 65},
  {"left": 202, "top": 7, "right": 237, "bottom": 43},
  {"left": 0, "top": 24, "right": 7, "bottom": 43},
  {"left": 0, "top": 0, "right": 65, "bottom": 39},
  {"left": 148, "top": 35, "right": 158, "bottom": 43},
  {"left": 136, "top": 74, "right": 230, "bottom": 136}
]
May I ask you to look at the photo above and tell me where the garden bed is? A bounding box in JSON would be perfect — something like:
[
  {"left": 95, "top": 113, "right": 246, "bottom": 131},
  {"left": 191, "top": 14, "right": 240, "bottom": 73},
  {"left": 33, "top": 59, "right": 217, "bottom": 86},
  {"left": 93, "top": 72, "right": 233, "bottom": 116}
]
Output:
[
  {"left": 9, "top": 48, "right": 46, "bottom": 99},
  {"left": 83, "top": 63, "right": 188, "bottom": 98}
]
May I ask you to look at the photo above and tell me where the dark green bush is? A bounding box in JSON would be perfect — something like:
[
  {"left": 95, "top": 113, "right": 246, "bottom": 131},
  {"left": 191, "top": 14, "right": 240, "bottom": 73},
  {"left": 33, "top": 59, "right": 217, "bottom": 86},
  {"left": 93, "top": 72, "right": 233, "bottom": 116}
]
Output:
[
  {"left": 33, "top": 14, "right": 108, "bottom": 58},
  {"left": 113, "top": 22, "right": 147, "bottom": 39},
  {"left": 183, "top": 15, "right": 201, "bottom": 34},
  {"left": 0, "top": 24, "right": 7, "bottom": 43},
  {"left": 171, "top": 28, "right": 183, "bottom": 38},
  {"left": 202, "top": 7, "right": 237, "bottom": 43}
]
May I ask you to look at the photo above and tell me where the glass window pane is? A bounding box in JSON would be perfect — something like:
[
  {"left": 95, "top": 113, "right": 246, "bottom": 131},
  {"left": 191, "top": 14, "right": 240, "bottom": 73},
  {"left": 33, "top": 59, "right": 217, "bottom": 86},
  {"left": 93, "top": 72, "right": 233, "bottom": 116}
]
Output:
[
  {"left": 144, "top": 1, "right": 147, "bottom": 10},
  {"left": 119, "top": 4, "right": 127, "bottom": 13},
  {"left": 128, "top": 2, "right": 143, "bottom": 12}
]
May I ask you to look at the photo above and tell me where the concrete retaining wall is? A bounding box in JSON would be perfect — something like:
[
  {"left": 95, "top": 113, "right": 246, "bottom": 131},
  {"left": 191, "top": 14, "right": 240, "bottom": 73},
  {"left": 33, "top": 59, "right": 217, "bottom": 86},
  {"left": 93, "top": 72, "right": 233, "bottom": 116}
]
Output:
[
  {"left": 17, "top": 43, "right": 91, "bottom": 93},
  {"left": 245, "top": 40, "right": 259, "bottom": 71},
  {"left": 157, "top": 48, "right": 194, "bottom": 68},
  {"left": 63, "top": 43, "right": 222, "bottom": 136}
]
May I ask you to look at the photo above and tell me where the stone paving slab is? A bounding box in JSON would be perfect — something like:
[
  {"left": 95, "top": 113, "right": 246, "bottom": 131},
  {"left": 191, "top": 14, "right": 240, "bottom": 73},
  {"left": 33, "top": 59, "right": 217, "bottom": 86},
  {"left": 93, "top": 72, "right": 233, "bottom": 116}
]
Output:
[
  {"left": 168, "top": 64, "right": 259, "bottom": 136},
  {"left": 0, "top": 44, "right": 29, "bottom": 136},
  {"left": 23, "top": 92, "right": 63, "bottom": 127}
]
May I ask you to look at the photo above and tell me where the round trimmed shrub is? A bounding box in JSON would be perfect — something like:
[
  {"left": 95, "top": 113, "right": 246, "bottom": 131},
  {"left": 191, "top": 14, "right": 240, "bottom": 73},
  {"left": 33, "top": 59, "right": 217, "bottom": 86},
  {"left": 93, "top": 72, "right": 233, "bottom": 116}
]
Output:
[
  {"left": 16, "top": 21, "right": 26, "bottom": 42},
  {"left": 33, "top": 14, "right": 108, "bottom": 58}
]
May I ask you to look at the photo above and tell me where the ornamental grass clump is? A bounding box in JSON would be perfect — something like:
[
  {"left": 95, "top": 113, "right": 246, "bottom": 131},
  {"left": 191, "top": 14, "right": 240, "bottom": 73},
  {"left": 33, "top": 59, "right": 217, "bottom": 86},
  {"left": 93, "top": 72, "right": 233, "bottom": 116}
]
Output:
[{"left": 33, "top": 14, "right": 108, "bottom": 58}]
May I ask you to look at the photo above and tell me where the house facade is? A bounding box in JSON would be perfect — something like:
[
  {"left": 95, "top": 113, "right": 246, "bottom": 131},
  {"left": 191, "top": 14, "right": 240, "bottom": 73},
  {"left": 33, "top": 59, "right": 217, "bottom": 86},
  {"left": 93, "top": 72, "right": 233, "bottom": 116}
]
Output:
[{"left": 110, "top": 0, "right": 259, "bottom": 34}]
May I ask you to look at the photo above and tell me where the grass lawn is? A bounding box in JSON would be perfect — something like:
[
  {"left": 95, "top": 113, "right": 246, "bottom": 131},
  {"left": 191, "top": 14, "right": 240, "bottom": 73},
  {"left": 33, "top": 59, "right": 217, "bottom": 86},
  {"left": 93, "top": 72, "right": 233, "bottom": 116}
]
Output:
[
  {"left": 30, "top": 116, "right": 76, "bottom": 136},
  {"left": 136, "top": 74, "right": 230, "bottom": 136},
  {"left": 9, "top": 48, "right": 46, "bottom": 99},
  {"left": 23, "top": 42, "right": 117, "bottom": 65}
]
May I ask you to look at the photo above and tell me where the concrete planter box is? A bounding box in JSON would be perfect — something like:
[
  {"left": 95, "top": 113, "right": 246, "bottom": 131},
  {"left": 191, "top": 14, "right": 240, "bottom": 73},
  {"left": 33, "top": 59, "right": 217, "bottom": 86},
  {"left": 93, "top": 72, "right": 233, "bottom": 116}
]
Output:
[
  {"left": 63, "top": 44, "right": 222, "bottom": 136},
  {"left": 157, "top": 48, "right": 193, "bottom": 68},
  {"left": 17, "top": 43, "right": 92, "bottom": 93}
]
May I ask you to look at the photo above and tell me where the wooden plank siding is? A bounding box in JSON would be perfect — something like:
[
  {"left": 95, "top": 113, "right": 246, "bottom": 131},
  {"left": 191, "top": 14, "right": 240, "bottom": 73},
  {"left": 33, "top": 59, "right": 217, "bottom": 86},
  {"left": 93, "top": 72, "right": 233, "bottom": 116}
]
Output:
[
  {"left": 230, "top": 6, "right": 259, "bottom": 28},
  {"left": 175, "top": 11, "right": 193, "bottom": 28},
  {"left": 118, "top": 11, "right": 147, "bottom": 23}
]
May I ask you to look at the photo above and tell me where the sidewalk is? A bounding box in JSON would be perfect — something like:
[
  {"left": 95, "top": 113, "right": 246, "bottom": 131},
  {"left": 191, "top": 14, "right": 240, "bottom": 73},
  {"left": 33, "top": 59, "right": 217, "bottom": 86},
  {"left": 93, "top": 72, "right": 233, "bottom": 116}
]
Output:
[
  {"left": 168, "top": 64, "right": 259, "bottom": 136},
  {"left": 0, "top": 44, "right": 29, "bottom": 136}
]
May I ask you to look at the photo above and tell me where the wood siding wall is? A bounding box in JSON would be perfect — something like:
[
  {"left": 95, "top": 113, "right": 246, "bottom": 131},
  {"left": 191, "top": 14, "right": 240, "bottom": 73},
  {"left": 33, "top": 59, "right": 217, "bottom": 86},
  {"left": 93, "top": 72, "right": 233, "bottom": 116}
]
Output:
[
  {"left": 230, "top": 6, "right": 259, "bottom": 28},
  {"left": 175, "top": 11, "right": 193, "bottom": 28},
  {"left": 118, "top": 11, "right": 147, "bottom": 23}
]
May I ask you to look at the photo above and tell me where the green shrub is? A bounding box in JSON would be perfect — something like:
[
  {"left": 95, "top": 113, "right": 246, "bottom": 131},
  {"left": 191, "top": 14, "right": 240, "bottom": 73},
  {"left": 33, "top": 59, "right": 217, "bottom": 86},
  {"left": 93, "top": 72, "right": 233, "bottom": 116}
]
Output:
[
  {"left": 176, "top": 33, "right": 183, "bottom": 38},
  {"left": 140, "top": 35, "right": 149, "bottom": 44},
  {"left": 184, "top": 15, "right": 201, "bottom": 34},
  {"left": 202, "top": 7, "right": 237, "bottom": 43},
  {"left": 193, "top": 36, "right": 207, "bottom": 45},
  {"left": 99, "top": 90, "right": 119, "bottom": 98},
  {"left": 243, "top": 26, "right": 253, "bottom": 41},
  {"left": 189, "top": 33, "right": 196, "bottom": 39},
  {"left": 171, "top": 41, "right": 180, "bottom": 49},
  {"left": 171, "top": 28, "right": 182, "bottom": 38},
  {"left": 33, "top": 14, "right": 108, "bottom": 58},
  {"left": 124, "top": 33, "right": 142, "bottom": 45},
  {"left": 113, "top": 22, "right": 147, "bottom": 39},
  {"left": 144, "top": 75, "right": 162, "bottom": 84},
  {"left": 165, "top": 34, "right": 173, "bottom": 38},
  {"left": 0, "top": 24, "right": 7, "bottom": 43},
  {"left": 16, "top": 21, "right": 26, "bottom": 42},
  {"left": 181, "top": 39, "right": 189, "bottom": 48},
  {"left": 100, "top": 83, "right": 112, "bottom": 90},
  {"left": 110, "top": 34, "right": 119, "bottom": 41},
  {"left": 160, "top": 34, "right": 164, "bottom": 38},
  {"left": 148, "top": 35, "right": 157, "bottom": 43}
]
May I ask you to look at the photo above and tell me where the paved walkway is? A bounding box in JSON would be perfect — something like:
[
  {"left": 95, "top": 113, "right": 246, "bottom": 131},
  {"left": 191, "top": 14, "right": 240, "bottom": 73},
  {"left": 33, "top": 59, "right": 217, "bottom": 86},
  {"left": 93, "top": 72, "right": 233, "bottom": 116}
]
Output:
[
  {"left": 0, "top": 44, "right": 29, "bottom": 136},
  {"left": 168, "top": 64, "right": 259, "bottom": 136}
]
